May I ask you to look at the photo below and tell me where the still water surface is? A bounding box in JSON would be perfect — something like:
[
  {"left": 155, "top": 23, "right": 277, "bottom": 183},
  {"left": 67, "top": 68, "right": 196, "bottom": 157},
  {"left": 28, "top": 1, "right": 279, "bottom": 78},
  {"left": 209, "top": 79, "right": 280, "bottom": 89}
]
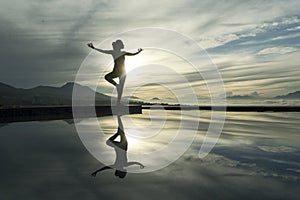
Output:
[{"left": 0, "top": 110, "right": 299, "bottom": 200}]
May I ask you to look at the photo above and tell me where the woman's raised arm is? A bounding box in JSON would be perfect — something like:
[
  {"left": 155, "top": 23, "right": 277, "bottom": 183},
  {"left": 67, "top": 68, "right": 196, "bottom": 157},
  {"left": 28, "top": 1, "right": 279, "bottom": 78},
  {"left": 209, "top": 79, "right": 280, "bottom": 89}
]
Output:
[
  {"left": 87, "top": 43, "right": 113, "bottom": 54},
  {"left": 125, "top": 48, "right": 143, "bottom": 56}
]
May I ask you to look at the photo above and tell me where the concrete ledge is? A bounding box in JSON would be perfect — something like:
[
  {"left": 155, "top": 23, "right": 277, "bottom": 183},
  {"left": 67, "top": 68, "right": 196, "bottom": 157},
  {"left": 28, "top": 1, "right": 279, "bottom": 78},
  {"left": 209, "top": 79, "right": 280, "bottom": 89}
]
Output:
[{"left": 0, "top": 105, "right": 142, "bottom": 123}]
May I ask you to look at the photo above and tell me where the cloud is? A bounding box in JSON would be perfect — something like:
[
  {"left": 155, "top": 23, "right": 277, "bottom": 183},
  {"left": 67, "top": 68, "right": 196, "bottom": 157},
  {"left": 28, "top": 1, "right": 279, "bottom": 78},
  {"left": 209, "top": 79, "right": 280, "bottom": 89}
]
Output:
[
  {"left": 287, "top": 26, "right": 300, "bottom": 31},
  {"left": 200, "top": 16, "right": 300, "bottom": 49},
  {"left": 257, "top": 47, "right": 297, "bottom": 55},
  {"left": 1, "top": 0, "right": 300, "bottom": 98},
  {"left": 271, "top": 32, "right": 300, "bottom": 41},
  {"left": 257, "top": 145, "right": 297, "bottom": 153}
]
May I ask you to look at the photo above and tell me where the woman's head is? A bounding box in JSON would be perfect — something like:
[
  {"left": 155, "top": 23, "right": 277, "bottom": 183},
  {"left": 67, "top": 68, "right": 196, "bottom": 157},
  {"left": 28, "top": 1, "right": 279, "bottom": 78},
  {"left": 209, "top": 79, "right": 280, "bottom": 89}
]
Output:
[
  {"left": 112, "top": 39, "right": 124, "bottom": 50},
  {"left": 115, "top": 169, "right": 127, "bottom": 179}
]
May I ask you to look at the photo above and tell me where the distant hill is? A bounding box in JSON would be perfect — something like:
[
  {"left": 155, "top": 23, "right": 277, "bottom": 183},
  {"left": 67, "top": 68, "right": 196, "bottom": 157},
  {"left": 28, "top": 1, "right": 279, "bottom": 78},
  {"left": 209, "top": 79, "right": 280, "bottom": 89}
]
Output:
[
  {"left": 151, "top": 97, "right": 161, "bottom": 100},
  {"left": 274, "top": 91, "right": 300, "bottom": 99},
  {"left": 227, "top": 95, "right": 256, "bottom": 99},
  {"left": 227, "top": 91, "right": 262, "bottom": 99},
  {"left": 0, "top": 82, "right": 112, "bottom": 107}
]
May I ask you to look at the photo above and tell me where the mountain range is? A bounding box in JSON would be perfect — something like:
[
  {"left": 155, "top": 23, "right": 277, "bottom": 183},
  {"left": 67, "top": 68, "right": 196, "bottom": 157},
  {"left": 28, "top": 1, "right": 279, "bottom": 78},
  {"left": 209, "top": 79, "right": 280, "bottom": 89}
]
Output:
[
  {"left": 0, "top": 81, "right": 299, "bottom": 107},
  {"left": 228, "top": 91, "right": 300, "bottom": 99},
  {"left": 0, "top": 82, "right": 112, "bottom": 107},
  {"left": 227, "top": 91, "right": 261, "bottom": 99},
  {"left": 273, "top": 91, "right": 300, "bottom": 99}
]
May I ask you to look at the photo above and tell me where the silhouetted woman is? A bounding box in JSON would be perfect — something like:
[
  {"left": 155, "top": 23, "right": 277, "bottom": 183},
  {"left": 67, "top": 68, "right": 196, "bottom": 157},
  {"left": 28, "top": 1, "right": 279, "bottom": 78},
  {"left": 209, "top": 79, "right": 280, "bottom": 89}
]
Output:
[
  {"left": 91, "top": 115, "right": 144, "bottom": 179},
  {"left": 87, "top": 40, "right": 142, "bottom": 103}
]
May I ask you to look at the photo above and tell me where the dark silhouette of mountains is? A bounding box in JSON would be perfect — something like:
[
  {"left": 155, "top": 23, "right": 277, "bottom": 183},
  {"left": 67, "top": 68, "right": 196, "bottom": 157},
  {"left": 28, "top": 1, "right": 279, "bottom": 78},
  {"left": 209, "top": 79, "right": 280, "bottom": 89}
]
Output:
[
  {"left": 227, "top": 91, "right": 262, "bottom": 99},
  {"left": 0, "top": 82, "right": 111, "bottom": 107},
  {"left": 227, "top": 91, "right": 300, "bottom": 100},
  {"left": 151, "top": 97, "right": 160, "bottom": 100},
  {"left": 1, "top": 81, "right": 299, "bottom": 107},
  {"left": 274, "top": 91, "right": 300, "bottom": 99}
]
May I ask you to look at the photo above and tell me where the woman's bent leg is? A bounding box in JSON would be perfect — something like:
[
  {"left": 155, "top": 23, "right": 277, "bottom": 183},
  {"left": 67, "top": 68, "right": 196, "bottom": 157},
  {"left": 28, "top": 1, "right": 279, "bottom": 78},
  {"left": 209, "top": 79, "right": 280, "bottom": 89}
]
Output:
[{"left": 105, "top": 72, "right": 118, "bottom": 86}]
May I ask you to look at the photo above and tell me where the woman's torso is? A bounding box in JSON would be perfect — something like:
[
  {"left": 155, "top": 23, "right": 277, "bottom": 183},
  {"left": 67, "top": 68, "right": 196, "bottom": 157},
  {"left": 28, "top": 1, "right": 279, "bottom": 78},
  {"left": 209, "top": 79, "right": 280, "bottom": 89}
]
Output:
[{"left": 112, "top": 51, "right": 125, "bottom": 74}]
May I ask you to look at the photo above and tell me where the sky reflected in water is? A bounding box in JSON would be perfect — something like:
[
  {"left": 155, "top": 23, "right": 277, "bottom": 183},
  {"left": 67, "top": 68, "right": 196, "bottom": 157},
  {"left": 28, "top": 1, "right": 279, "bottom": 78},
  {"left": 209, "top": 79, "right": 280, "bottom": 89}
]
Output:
[{"left": 0, "top": 110, "right": 299, "bottom": 200}]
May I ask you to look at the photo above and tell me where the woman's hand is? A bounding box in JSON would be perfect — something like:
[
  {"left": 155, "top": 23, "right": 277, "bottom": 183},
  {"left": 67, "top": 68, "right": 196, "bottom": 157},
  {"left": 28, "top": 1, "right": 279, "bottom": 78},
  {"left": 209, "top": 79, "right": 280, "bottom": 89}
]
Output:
[{"left": 87, "top": 42, "right": 94, "bottom": 49}]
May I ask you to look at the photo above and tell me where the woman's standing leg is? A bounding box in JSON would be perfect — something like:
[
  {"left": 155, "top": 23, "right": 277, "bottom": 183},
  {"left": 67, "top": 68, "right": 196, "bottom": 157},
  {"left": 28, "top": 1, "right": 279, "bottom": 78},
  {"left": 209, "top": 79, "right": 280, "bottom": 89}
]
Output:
[{"left": 117, "top": 74, "right": 126, "bottom": 103}]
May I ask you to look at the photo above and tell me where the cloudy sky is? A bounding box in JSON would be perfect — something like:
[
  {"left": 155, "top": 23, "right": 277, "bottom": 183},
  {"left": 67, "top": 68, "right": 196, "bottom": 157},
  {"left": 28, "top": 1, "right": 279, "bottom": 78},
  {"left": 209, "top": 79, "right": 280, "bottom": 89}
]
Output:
[{"left": 1, "top": 0, "right": 300, "bottom": 99}]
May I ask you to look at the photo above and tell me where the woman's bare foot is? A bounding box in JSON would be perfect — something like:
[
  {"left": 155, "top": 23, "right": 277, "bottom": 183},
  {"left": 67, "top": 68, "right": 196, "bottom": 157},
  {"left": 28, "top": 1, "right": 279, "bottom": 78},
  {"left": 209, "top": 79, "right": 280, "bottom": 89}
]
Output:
[{"left": 117, "top": 101, "right": 125, "bottom": 106}]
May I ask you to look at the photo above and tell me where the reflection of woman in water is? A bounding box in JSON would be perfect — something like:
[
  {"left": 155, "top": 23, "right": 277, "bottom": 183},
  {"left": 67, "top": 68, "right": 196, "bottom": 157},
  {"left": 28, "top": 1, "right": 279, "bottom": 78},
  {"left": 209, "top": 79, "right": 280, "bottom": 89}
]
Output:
[
  {"left": 91, "top": 116, "right": 144, "bottom": 179},
  {"left": 87, "top": 40, "right": 142, "bottom": 103}
]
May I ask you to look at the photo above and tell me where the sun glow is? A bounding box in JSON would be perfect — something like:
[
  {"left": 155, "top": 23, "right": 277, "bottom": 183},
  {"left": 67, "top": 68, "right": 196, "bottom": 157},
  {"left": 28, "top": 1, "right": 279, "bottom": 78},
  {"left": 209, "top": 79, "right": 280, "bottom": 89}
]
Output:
[{"left": 125, "top": 55, "right": 145, "bottom": 72}]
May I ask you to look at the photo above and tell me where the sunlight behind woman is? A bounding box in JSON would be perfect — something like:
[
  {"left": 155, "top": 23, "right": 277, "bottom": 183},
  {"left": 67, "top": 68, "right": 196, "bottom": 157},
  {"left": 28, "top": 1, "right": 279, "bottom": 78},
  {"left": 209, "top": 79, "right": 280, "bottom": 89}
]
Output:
[{"left": 125, "top": 54, "right": 145, "bottom": 72}]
